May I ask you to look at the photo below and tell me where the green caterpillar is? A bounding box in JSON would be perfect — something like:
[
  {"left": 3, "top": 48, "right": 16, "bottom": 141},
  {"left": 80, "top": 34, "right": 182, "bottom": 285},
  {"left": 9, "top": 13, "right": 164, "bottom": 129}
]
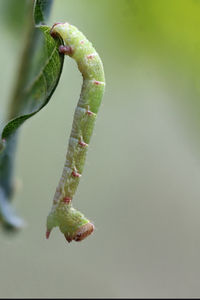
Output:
[{"left": 46, "top": 22, "right": 105, "bottom": 243}]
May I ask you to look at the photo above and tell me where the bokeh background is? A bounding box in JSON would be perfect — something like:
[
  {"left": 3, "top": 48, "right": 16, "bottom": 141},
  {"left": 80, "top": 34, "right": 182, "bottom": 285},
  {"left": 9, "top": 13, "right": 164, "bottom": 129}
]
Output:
[{"left": 1, "top": 0, "right": 200, "bottom": 297}]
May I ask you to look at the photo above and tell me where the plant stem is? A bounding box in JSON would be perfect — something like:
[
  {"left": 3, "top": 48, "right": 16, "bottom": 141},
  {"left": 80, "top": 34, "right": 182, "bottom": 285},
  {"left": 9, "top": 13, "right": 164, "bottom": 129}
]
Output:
[{"left": 0, "top": 1, "right": 40, "bottom": 230}]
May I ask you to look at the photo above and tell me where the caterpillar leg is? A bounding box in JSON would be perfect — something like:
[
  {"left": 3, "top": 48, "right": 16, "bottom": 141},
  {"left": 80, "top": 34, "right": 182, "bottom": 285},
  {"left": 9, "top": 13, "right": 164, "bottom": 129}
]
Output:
[{"left": 59, "top": 45, "right": 73, "bottom": 55}]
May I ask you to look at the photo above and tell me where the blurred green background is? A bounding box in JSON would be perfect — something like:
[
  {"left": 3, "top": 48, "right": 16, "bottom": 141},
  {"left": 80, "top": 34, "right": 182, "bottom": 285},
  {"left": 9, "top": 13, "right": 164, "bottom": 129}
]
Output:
[{"left": 1, "top": 0, "right": 200, "bottom": 297}]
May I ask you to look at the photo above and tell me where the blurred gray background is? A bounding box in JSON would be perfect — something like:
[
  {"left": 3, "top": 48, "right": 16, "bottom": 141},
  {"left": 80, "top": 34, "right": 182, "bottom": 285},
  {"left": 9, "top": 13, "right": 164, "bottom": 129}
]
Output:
[{"left": 1, "top": 0, "right": 200, "bottom": 297}]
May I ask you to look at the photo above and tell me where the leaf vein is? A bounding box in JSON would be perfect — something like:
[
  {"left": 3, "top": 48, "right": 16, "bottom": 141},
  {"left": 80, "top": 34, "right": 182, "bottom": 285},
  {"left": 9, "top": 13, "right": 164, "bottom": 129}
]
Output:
[{"left": 25, "top": 45, "right": 58, "bottom": 94}]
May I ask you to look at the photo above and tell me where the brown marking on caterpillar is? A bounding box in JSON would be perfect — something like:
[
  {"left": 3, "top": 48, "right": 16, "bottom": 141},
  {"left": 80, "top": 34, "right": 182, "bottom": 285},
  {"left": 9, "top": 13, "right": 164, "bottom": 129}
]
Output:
[
  {"left": 80, "top": 40, "right": 85, "bottom": 44},
  {"left": 78, "top": 140, "right": 88, "bottom": 147},
  {"left": 63, "top": 197, "right": 71, "bottom": 204},
  {"left": 87, "top": 53, "right": 96, "bottom": 59},
  {"left": 59, "top": 45, "right": 73, "bottom": 55},
  {"left": 86, "top": 108, "right": 94, "bottom": 116},
  {"left": 74, "top": 222, "right": 94, "bottom": 242},
  {"left": 72, "top": 170, "right": 81, "bottom": 178},
  {"left": 93, "top": 80, "right": 103, "bottom": 85}
]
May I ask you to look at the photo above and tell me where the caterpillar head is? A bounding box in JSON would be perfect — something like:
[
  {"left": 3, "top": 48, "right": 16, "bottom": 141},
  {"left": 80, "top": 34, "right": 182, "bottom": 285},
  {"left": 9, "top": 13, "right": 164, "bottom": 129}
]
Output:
[
  {"left": 46, "top": 202, "right": 94, "bottom": 243},
  {"left": 64, "top": 222, "right": 94, "bottom": 243},
  {"left": 50, "top": 22, "right": 69, "bottom": 38}
]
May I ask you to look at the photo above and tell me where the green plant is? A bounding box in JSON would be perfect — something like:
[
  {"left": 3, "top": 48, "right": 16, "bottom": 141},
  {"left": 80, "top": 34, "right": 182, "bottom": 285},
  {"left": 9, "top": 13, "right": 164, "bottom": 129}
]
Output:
[{"left": 0, "top": 0, "right": 105, "bottom": 243}]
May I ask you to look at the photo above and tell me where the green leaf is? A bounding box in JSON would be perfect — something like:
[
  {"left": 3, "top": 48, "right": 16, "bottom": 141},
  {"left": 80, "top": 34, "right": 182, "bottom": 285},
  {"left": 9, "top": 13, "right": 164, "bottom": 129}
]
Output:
[
  {"left": 1, "top": 26, "right": 64, "bottom": 140},
  {"left": 34, "top": 0, "right": 53, "bottom": 26},
  {"left": 0, "top": 0, "right": 64, "bottom": 231}
]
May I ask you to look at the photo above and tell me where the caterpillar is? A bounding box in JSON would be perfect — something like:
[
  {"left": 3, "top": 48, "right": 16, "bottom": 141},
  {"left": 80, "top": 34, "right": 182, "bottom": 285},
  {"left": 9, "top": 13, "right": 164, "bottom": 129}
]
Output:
[{"left": 46, "top": 22, "right": 105, "bottom": 243}]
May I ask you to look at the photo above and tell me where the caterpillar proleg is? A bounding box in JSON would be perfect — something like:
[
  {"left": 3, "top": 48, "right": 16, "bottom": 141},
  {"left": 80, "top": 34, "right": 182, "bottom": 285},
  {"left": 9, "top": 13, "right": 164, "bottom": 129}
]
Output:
[{"left": 46, "top": 22, "right": 105, "bottom": 243}]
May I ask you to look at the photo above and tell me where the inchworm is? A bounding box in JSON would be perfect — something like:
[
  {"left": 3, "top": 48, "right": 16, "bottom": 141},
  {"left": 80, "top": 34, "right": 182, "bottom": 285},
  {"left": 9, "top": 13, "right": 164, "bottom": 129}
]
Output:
[{"left": 46, "top": 22, "right": 105, "bottom": 243}]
